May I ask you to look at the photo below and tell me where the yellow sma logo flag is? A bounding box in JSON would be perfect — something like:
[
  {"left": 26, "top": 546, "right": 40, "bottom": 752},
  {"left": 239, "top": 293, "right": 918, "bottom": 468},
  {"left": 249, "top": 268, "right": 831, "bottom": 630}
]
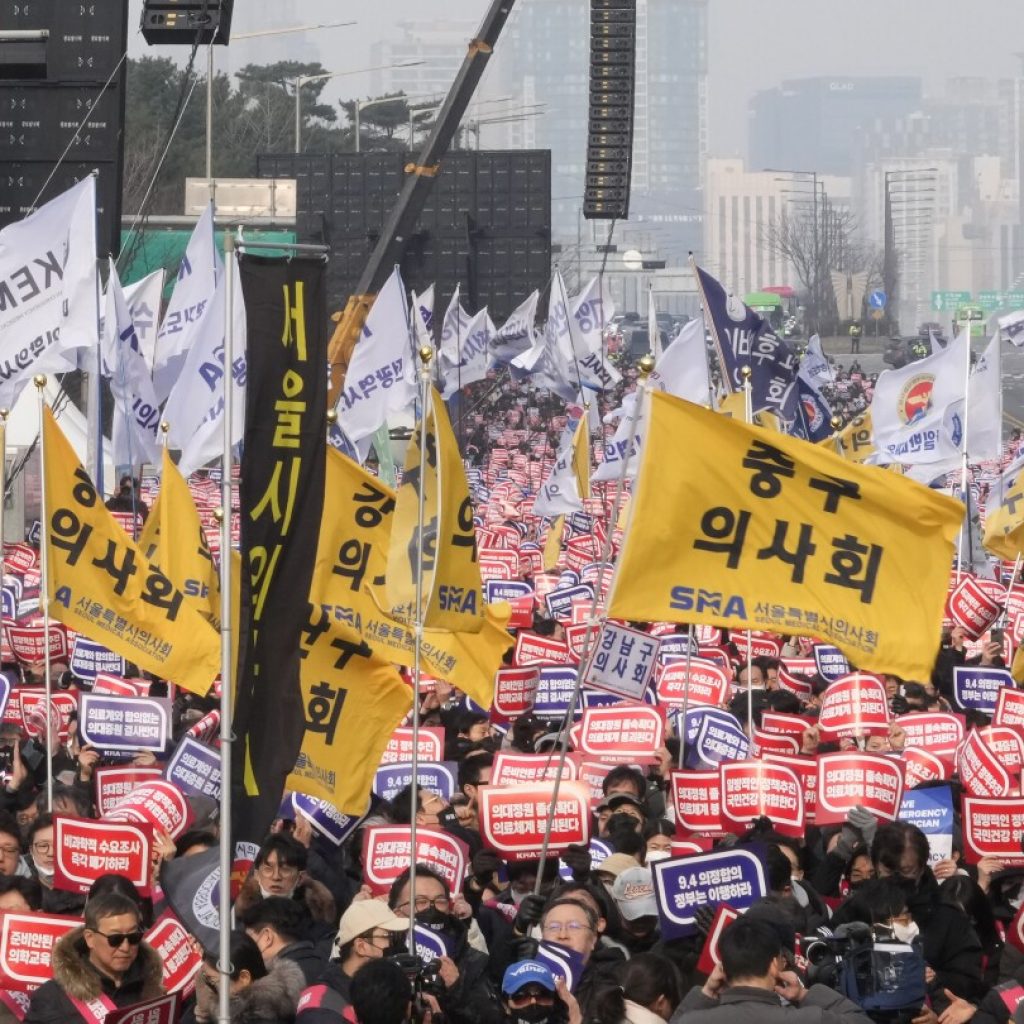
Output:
[
  {"left": 386, "top": 386, "right": 484, "bottom": 632},
  {"left": 138, "top": 447, "right": 221, "bottom": 627},
  {"left": 42, "top": 408, "right": 220, "bottom": 695},
  {"left": 983, "top": 457, "right": 1024, "bottom": 561},
  {"left": 607, "top": 393, "right": 963, "bottom": 682}
]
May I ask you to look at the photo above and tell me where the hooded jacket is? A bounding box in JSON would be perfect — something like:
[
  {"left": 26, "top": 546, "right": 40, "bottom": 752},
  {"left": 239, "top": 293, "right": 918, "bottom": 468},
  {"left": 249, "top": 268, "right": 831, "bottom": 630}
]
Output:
[
  {"left": 25, "top": 926, "right": 164, "bottom": 1024},
  {"left": 193, "top": 958, "right": 305, "bottom": 1024}
]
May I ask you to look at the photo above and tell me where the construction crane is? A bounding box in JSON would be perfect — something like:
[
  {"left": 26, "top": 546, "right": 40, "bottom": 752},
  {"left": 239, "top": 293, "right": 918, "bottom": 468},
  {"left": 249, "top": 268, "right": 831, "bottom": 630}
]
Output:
[{"left": 327, "top": 0, "right": 518, "bottom": 401}]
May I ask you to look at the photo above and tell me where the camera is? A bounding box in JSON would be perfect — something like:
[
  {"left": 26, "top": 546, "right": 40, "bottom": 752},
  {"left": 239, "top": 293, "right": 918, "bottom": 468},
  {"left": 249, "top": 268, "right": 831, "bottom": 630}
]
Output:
[
  {"left": 0, "top": 745, "right": 13, "bottom": 777},
  {"left": 388, "top": 952, "right": 448, "bottom": 1019},
  {"left": 804, "top": 923, "right": 873, "bottom": 988}
]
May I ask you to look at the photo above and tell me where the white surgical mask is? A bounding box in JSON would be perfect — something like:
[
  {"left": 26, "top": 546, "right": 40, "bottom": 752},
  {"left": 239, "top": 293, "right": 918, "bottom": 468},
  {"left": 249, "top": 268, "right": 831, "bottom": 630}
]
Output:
[
  {"left": 646, "top": 850, "right": 671, "bottom": 863},
  {"left": 891, "top": 921, "right": 919, "bottom": 944}
]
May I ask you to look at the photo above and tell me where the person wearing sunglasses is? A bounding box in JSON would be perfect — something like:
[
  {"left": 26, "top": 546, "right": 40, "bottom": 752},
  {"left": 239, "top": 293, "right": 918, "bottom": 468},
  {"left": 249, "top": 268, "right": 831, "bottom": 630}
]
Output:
[
  {"left": 501, "top": 961, "right": 581, "bottom": 1024},
  {"left": 24, "top": 892, "right": 164, "bottom": 1023}
]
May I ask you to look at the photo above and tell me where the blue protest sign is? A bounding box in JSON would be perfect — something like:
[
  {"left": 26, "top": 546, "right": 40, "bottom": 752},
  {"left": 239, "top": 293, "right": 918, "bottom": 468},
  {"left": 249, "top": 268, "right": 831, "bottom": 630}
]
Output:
[
  {"left": 79, "top": 693, "right": 170, "bottom": 753},
  {"left": 70, "top": 636, "right": 127, "bottom": 683},
  {"left": 0, "top": 675, "right": 10, "bottom": 723},
  {"left": 689, "top": 712, "right": 749, "bottom": 768},
  {"left": 558, "top": 839, "right": 613, "bottom": 881},
  {"left": 657, "top": 633, "right": 697, "bottom": 664},
  {"left": 674, "top": 707, "right": 741, "bottom": 748},
  {"left": 814, "top": 645, "right": 850, "bottom": 681},
  {"left": 546, "top": 584, "right": 593, "bottom": 621},
  {"left": 165, "top": 736, "right": 222, "bottom": 801},
  {"left": 653, "top": 847, "right": 768, "bottom": 939},
  {"left": 567, "top": 513, "right": 593, "bottom": 537},
  {"left": 412, "top": 925, "right": 451, "bottom": 964},
  {"left": 1, "top": 589, "right": 14, "bottom": 621},
  {"left": 291, "top": 793, "right": 368, "bottom": 847},
  {"left": 484, "top": 580, "right": 534, "bottom": 604},
  {"left": 954, "top": 666, "right": 1012, "bottom": 713},
  {"left": 373, "top": 762, "right": 458, "bottom": 804},
  {"left": 533, "top": 667, "right": 580, "bottom": 717},
  {"left": 898, "top": 785, "right": 954, "bottom": 864},
  {"left": 536, "top": 940, "right": 586, "bottom": 992}
]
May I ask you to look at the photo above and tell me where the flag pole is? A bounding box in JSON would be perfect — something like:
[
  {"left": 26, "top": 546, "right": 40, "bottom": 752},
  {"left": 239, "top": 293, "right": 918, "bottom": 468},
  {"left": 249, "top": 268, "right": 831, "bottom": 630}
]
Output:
[
  {"left": 0, "top": 408, "right": 7, "bottom": 682},
  {"left": 34, "top": 376, "right": 53, "bottom": 812},
  {"left": 677, "top": 624, "right": 696, "bottom": 769},
  {"left": 216, "top": 232, "right": 236, "bottom": 1024},
  {"left": 533, "top": 352, "right": 656, "bottom": 895},
  {"left": 408, "top": 344, "right": 433, "bottom": 950},
  {"left": 956, "top": 325, "right": 973, "bottom": 580},
  {"left": 741, "top": 366, "right": 754, "bottom": 731}
]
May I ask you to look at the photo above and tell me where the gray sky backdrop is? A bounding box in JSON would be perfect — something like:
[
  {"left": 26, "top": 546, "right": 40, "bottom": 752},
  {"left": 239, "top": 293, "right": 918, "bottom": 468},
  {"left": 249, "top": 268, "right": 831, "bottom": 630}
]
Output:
[{"left": 128, "top": 0, "right": 1024, "bottom": 155}]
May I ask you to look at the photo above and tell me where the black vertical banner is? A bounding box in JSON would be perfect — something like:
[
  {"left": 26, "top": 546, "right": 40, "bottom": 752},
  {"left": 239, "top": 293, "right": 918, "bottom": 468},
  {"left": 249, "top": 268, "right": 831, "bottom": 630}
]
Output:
[{"left": 233, "top": 255, "right": 328, "bottom": 843}]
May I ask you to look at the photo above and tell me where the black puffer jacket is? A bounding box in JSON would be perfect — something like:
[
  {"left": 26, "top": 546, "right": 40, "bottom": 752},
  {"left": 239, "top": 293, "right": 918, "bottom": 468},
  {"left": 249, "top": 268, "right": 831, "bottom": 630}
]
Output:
[
  {"left": 193, "top": 958, "right": 305, "bottom": 1024},
  {"left": 25, "top": 927, "right": 164, "bottom": 1024}
]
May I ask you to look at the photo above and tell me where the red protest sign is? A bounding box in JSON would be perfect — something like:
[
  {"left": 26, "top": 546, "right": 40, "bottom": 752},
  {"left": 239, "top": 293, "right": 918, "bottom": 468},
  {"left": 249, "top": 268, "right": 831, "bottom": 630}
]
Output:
[
  {"left": 731, "top": 632, "right": 781, "bottom": 660},
  {"left": 577, "top": 759, "right": 625, "bottom": 806},
  {"left": 764, "top": 754, "right": 818, "bottom": 822},
  {"left": 670, "top": 770, "right": 722, "bottom": 833},
  {"left": 93, "top": 674, "right": 149, "bottom": 697},
  {"left": 94, "top": 766, "right": 165, "bottom": 817},
  {"left": 480, "top": 781, "right": 591, "bottom": 860},
  {"left": 362, "top": 826, "right": 468, "bottom": 895},
  {"left": 962, "top": 796, "right": 1024, "bottom": 865},
  {"left": 105, "top": 993, "right": 180, "bottom": 1024},
  {"left": 655, "top": 659, "right": 730, "bottom": 707},
  {"left": 719, "top": 760, "right": 804, "bottom": 837},
  {"left": 514, "top": 632, "right": 574, "bottom": 667},
  {"left": 781, "top": 657, "right": 817, "bottom": 677},
  {"left": 478, "top": 549, "right": 518, "bottom": 582},
  {"left": 0, "top": 911, "right": 81, "bottom": 991},
  {"left": 750, "top": 729, "right": 800, "bottom": 757},
  {"left": 902, "top": 747, "right": 951, "bottom": 788},
  {"left": 493, "top": 668, "right": 539, "bottom": 719},
  {"left": 996, "top": 689, "right": 1024, "bottom": 729},
  {"left": 777, "top": 667, "right": 814, "bottom": 698},
  {"left": 895, "top": 713, "right": 964, "bottom": 758},
  {"left": 959, "top": 729, "right": 1012, "bottom": 797},
  {"left": 19, "top": 690, "right": 77, "bottom": 742},
  {"left": 4, "top": 543, "right": 37, "bottom": 574},
  {"left": 696, "top": 905, "right": 741, "bottom": 976},
  {"left": 565, "top": 623, "right": 600, "bottom": 661},
  {"left": 382, "top": 727, "right": 444, "bottom": 765},
  {"left": 491, "top": 753, "right": 578, "bottom": 787},
  {"left": 815, "top": 753, "right": 904, "bottom": 825},
  {"left": 697, "top": 646, "right": 732, "bottom": 672},
  {"left": 760, "top": 713, "right": 812, "bottom": 738},
  {"left": 7, "top": 623, "right": 68, "bottom": 666},
  {"left": 577, "top": 704, "right": 663, "bottom": 763},
  {"left": 975, "top": 577, "right": 1008, "bottom": 605},
  {"left": 506, "top": 596, "right": 535, "bottom": 630},
  {"left": 53, "top": 816, "right": 152, "bottom": 895},
  {"left": 105, "top": 780, "right": 193, "bottom": 839},
  {"left": 948, "top": 576, "right": 1002, "bottom": 640},
  {"left": 978, "top": 726, "right": 1024, "bottom": 775},
  {"left": 144, "top": 912, "right": 202, "bottom": 996},
  {"left": 818, "top": 674, "right": 890, "bottom": 739}
]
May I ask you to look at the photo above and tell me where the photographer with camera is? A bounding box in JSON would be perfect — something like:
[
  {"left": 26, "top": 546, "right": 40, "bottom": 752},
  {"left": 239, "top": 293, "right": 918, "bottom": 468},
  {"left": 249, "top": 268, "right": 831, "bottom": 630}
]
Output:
[
  {"left": 388, "top": 866, "right": 501, "bottom": 1024},
  {"left": 671, "top": 917, "right": 873, "bottom": 1024},
  {"left": 350, "top": 957, "right": 442, "bottom": 1024}
]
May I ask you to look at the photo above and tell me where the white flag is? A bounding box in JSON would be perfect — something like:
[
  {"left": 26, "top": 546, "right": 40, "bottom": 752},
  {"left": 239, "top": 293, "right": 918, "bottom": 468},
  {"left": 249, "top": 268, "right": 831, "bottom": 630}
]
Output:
[
  {"left": 801, "top": 334, "right": 832, "bottom": 388},
  {"left": 104, "top": 260, "right": 161, "bottom": 469},
  {"left": 441, "top": 307, "right": 492, "bottom": 400},
  {"left": 439, "top": 285, "right": 471, "bottom": 365},
  {"left": 572, "top": 277, "right": 621, "bottom": 390},
  {"left": 163, "top": 254, "right": 246, "bottom": 476},
  {"left": 593, "top": 320, "right": 711, "bottom": 482},
  {"left": 122, "top": 269, "right": 165, "bottom": 373},
  {"left": 647, "top": 288, "right": 662, "bottom": 361},
  {"left": 967, "top": 333, "right": 1001, "bottom": 461},
  {"left": 870, "top": 330, "right": 967, "bottom": 465},
  {"left": 533, "top": 429, "right": 585, "bottom": 517},
  {"left": 411, "top": 285, "right": 434, "bottom": 349},
  {"left": 152, "top": 203, "right": 220, "bottom": 402},
  {"left": 998, "top": 309, "right": 1024, "bottom": 346},
  {"left": 491, "top": 291, "right": 539, "bottom": 365},
  {"left": 0, "top": 176, "right": 98, "bottom": 408},
  {"left": 336, "top": 267, "right": 416, "bottom": 444}
]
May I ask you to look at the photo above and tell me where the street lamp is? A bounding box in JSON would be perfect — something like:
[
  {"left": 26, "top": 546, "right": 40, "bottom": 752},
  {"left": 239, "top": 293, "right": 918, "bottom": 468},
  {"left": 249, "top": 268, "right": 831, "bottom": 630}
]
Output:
[
  {"left": 353, "top": 94, "right": 429, "bottom": 153},
  {"left": 294, "top": 60, "right": 425, "bottom": 152},
  {"left": 205, "top": 20, "right": 357, "bottom": 182},
  {"left": 461, "top": 104, "right": 546, "bottom": 149}
]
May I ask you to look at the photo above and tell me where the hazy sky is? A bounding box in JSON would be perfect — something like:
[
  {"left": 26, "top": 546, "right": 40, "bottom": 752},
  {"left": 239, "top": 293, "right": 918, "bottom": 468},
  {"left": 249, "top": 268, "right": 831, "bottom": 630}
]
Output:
[{"left": 128, "top": 0, "right": 1024, "bottom": 153}]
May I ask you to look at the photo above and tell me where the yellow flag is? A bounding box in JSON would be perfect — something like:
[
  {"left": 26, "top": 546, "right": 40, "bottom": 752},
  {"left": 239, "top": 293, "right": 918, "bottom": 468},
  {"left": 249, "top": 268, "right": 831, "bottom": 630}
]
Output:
[
  {"left": 138, "top": 448, "right": 221, "bottom": 627},
  {"left": 820, "top": 411, "right": 876, "bottom": 463},
  {"left": 387, "top": 386, "right": 484, "bottom": 632},
  {"left": 286, "top": 605, "right": 412, "bottom": 813},
  {"left": 716, "top": 393, "right": 781, "bottom": 432},
  {"left": 543, "top": 516, "right": 564, "bottom": 571},
  {"left": 607, "top": 393, "right": 964, "bottom": 681},
  {"left": 983, "top": 454, "right": 1024, "bottom": 561},
  {"left": 42, "top": 408, "right": 220, "bottom": 695},
  {"left": 312, "top": 449, "right": 512, "bottom": 708},
  {"left": 571, "top": 417, "right": 590, "bottom": 499}
]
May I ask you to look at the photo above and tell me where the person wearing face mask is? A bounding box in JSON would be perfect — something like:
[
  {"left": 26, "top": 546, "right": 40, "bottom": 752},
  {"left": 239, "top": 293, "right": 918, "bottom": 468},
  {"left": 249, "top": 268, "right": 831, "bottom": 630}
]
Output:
[
  {"left": 27, "top": 814, "right": 84, "bottom": 915},
  {"left": 241, "top": 897, "right": 327, "bottom": 986},
  {"left": 643, "top": 820, "right": 674, "bottom": 865},
  {"left": 295, "top": 901, "right": 409, "bottom": 1024},
  {"left": 388, "top": 866, "right": 501, "bottom": 1024},
  {"left": 391, "top": 784, "right": 483, "bottom": 854},
  {"left": 611, "top": 868, "right": 661, "bottom": 955},
  {"left": 501, "top": 961, "right": 581, "bottom": 1024}
]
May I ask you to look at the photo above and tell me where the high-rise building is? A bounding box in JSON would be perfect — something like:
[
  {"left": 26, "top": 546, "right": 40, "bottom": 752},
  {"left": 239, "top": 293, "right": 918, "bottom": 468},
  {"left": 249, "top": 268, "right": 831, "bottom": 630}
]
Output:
[{"left": 748, "top": 77, "right": 922, "bottom": 176}]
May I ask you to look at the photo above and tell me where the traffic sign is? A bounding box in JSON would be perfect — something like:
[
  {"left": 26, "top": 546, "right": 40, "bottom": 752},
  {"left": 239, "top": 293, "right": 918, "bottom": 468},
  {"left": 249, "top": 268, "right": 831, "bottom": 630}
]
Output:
[
  {"left": 1007, "top": 291, "right": 1024, "bottom": 309},
  {"left": 978, "top": 290, "right": 1004, "bottom": 310},
  {"left": 932, "top": 290, "right": 971, "bottom": 312},
  {"left": 868, "top": 289, "right": 886, "bottom": 309},
  {"left": 870, "top": 309, "right": 885, "bottom": 321}
]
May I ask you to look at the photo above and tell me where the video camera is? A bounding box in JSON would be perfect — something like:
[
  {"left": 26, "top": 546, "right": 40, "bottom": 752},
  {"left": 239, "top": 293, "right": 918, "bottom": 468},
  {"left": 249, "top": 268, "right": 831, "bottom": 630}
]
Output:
[{"left": 388, "top": 952, "right": 447, "bottom": 1023}]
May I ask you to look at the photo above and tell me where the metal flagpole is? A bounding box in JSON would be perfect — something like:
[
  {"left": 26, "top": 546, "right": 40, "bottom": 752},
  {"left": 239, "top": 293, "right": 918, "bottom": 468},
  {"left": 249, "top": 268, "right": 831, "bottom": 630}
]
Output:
[
  {"left": 533, "top": 353, "right": 656, "bottom": 894},
  {"left": 677, "top": 624, "right": 696, "bottom": 769},
  {"left": 216, "top": 232, "right": 236, "bottom": 1024},
  {"left": 741, "top": 367, "right": 755, "bottom": 729},
  {"left": 956, "top": 326, "right": 973, "bottom": 580},
  {"left": 34, "top": 376, "right": 53, "bottom": 812},
  {"left": 408, "top": 345, "right": 433, "bottom": 949}
]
